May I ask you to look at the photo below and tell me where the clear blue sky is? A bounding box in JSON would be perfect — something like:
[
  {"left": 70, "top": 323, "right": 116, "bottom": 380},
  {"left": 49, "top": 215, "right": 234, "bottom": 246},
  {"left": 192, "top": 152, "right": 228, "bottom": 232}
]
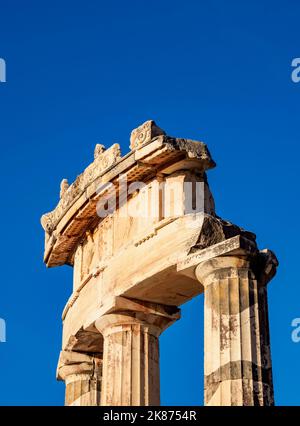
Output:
[{"left": 0, "top": 0, "right": 299, "bottom": 406}]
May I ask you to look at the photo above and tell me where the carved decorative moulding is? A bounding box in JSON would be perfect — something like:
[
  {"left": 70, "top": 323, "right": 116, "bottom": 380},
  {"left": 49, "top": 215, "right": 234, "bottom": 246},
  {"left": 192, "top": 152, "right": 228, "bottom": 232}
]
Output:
[{"left": 130, "top": 120, "right": 166, "bottom": 150}]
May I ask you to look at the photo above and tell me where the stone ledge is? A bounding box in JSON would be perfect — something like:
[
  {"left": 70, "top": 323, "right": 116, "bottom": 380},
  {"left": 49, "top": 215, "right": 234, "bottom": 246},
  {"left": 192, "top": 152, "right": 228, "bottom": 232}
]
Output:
[{"left": 177, "top": 235, "right": 258, "bottom": 273}]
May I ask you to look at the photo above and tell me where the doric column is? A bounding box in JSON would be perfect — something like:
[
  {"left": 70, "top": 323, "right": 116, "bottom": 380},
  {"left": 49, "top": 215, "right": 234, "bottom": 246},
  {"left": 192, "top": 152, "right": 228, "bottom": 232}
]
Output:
[
  {"left": 95, "top": 300, "right": 180, "bottom": 406},
  {"left": 57, "top": 350, "right": 102, "bottom": 406},
  {"left": 195, "top": 250, "right": 278, "bottom": 406}
]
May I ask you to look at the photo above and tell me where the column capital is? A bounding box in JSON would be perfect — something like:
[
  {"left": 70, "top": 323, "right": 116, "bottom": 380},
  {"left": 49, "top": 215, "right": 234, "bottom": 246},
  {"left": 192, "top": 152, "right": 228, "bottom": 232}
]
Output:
[
  {"left": 56, "top": 350, "right": 102, "bottom": 382},
  {"left": 195, "top": 249, "right": 278, "bottom": 288},
  {"left": 195, "top": 256, "right": 252, "bottom": 287},
  {"left": 94, "top": 297, "right": 180, "bottom": 338}
]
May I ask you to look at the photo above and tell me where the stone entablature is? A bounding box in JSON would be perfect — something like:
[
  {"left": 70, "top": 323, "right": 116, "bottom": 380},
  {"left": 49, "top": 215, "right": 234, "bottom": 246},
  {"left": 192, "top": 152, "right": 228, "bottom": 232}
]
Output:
[{"left": 41, "top": 124, "right": 215, "bottom": 268}]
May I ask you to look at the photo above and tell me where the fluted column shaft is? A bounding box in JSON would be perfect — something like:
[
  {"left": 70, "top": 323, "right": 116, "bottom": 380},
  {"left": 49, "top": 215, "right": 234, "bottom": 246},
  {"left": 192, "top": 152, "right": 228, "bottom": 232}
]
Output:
[
  {"left": 57, "top": 351, "right": 102, "bottom": 406},
  {"left": 196, "top": 255, "right": 275, "bottom": 406},
  {"left": 95, "top": 306, "right": 179, "bottom": 406}
]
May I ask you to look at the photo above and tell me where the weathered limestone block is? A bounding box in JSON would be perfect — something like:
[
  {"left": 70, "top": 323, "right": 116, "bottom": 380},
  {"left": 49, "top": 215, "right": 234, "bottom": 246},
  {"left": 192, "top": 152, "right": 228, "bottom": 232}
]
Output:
[
  {"left": 195, "top": 247, "right": 278, "bottom": 406},
  {"left": 130, "top": 120, "right": 166, "bottom": 150},
  {"left": 191, "top": 215, "right": 256, "bottom": 253},
  {"left": 60, "top": 179, "right": 69, "bottom": 199},
  {"left": 57, "top": 350, "right": 102, "bottom": 406},
  {"left": 94, "top": 144, "right": 106, "bottom": 159}
]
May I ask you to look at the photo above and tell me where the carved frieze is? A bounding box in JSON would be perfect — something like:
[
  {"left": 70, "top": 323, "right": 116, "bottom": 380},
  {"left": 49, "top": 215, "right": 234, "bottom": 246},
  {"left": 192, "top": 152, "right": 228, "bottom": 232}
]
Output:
[{"left": 41, "top": 143, "right": 121, "bottom": 235}]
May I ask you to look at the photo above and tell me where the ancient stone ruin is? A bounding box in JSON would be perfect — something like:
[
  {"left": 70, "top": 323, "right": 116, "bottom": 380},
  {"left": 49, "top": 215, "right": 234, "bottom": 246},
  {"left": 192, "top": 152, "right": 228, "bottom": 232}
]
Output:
[{"left": 41, "top": 120, "right": 278, "bottom": 406}]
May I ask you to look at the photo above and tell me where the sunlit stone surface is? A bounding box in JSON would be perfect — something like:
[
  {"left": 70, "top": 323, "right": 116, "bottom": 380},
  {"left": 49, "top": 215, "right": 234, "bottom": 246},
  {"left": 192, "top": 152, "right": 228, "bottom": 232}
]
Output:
[{"left": 41, "top": 120, "right": 278, "bottom": 406}]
